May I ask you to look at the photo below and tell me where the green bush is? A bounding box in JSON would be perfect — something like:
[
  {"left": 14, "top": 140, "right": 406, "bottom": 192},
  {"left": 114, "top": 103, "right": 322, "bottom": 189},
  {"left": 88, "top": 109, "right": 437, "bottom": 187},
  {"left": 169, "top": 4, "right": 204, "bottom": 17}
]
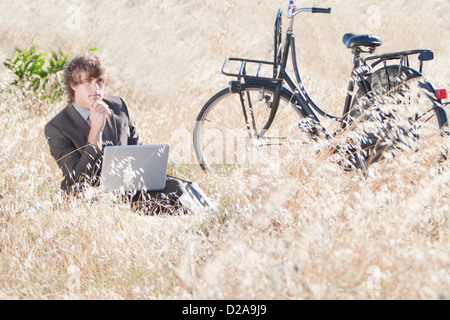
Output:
[{"left": 3, "top": 45, "right": 69, "bottom": 100}]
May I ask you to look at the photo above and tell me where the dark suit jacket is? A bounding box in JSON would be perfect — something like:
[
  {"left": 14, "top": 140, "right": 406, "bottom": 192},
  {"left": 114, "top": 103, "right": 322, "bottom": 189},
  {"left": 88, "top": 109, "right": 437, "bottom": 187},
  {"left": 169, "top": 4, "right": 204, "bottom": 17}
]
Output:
[{"left": 45, "top": 96, "right": 142, "bottom": 191}]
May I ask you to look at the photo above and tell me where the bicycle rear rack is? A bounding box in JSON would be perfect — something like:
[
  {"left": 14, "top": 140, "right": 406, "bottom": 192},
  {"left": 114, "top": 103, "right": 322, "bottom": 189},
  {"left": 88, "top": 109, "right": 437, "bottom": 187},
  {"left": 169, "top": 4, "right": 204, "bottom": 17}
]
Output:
[
  {"left": 221, "top": 57, "right": 278, "bottom": 82},
  {"left": 364, "top": 49, "right": 434, "bottom": 74}
]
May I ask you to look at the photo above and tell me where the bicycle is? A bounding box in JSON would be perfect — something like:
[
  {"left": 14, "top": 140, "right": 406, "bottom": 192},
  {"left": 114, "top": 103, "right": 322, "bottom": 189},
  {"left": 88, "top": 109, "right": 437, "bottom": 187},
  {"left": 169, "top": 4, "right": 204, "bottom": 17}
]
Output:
[{"left": 193, "top": 0, "right": 449, "bottom": 176}]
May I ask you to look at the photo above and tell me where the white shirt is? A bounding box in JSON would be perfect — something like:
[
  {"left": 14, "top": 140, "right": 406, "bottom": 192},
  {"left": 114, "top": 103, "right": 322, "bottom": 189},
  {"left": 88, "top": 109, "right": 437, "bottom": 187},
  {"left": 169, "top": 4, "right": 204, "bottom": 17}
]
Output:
[{"left": 73, "top": 102, "right": 91, "bottom": 126}]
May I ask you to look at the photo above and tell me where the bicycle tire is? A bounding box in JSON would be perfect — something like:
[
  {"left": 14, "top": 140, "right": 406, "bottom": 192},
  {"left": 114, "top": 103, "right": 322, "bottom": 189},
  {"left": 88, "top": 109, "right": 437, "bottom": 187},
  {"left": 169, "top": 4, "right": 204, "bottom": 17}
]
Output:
[
  {"left": 349, "top": 65, "right": 448, "bottom": 165},
  {"left": 193, "top": 83, "right": 308, "bottom": 174}
]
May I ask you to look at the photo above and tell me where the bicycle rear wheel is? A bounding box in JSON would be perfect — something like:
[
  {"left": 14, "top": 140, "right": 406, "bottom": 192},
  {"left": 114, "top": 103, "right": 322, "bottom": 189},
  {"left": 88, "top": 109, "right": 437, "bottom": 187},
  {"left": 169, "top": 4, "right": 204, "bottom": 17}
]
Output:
[
  {"left": 193, "top": 83, "right": 308, "bottom": 175},
  {"left": 349, "top": 65, "right": 448, "bottom": 165}
]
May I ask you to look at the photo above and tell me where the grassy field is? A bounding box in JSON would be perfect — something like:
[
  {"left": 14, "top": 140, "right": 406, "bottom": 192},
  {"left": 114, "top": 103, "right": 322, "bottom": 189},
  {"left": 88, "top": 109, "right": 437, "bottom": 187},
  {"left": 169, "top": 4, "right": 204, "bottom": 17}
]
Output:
[{"left": 0, "top": 0, "right": 449, "bottom": 299}]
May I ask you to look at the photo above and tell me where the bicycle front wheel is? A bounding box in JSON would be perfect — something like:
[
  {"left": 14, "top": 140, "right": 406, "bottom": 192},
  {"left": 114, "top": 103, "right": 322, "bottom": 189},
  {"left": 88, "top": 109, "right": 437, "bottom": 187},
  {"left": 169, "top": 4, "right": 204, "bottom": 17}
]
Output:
[{"left": 193, "top": 83, "right": 307, "bottom": 175}]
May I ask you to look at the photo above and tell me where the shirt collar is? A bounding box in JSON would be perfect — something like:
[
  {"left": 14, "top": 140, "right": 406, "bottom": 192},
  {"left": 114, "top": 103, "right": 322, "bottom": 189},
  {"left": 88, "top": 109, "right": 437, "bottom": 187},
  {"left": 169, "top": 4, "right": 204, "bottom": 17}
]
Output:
[{"left": 72, "top": 102, "right": 90, "bottom": 122}]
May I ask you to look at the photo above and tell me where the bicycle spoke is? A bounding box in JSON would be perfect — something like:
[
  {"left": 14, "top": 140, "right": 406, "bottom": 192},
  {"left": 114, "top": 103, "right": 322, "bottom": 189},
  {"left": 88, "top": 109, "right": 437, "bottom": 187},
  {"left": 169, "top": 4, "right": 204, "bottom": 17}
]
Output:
[{"left": 194, "top": 85, "right": 307, "bottom": 174}]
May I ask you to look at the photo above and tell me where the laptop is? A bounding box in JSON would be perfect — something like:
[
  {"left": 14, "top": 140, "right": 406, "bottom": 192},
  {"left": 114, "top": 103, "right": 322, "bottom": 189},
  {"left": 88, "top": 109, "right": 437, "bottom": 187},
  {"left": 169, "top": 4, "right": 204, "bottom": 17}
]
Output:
[{"left": 100, "top": 144, "right": 170, "bottom": 192}]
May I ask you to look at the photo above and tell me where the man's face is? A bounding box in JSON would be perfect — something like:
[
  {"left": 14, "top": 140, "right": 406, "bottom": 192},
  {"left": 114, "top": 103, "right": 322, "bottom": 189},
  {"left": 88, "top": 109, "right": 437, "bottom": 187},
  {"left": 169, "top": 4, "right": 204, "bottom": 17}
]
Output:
[{"left": 71, "top": 71, "right": 105, "bottom": 109}]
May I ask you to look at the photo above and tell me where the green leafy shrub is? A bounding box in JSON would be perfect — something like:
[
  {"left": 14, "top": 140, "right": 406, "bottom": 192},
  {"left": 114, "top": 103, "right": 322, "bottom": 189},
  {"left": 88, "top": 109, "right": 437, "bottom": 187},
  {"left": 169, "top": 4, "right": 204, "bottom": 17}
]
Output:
[{"left": 3, "top": 45, "right": 69, "bottom": 100}]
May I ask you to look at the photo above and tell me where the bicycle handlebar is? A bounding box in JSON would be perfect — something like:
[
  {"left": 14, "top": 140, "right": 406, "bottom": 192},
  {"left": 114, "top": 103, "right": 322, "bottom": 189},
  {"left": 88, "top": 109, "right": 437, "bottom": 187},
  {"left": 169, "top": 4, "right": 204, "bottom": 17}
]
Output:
[
  {"left": 287, "top": 0, "right": 331, "bottom": 18},
  {"left": 287, "top": 7, "right": 331, "bottom": 17},
  {"left": 312, "top": 7, "right": 331, "bottom": 14}
]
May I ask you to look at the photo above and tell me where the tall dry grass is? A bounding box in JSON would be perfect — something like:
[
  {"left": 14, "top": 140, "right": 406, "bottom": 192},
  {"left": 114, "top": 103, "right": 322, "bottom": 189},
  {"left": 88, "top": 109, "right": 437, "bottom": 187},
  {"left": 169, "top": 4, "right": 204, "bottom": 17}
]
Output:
[{"left": 0, "top": 0, "right": 449, "bottom": 299}]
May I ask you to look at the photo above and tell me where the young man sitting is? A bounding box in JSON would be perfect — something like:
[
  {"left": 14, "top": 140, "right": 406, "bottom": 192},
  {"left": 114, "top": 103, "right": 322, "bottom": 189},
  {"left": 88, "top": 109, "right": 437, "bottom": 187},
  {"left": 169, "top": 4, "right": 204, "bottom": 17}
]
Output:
[{"left": 45, "top": 53, "right": 210, "bottom": 214}]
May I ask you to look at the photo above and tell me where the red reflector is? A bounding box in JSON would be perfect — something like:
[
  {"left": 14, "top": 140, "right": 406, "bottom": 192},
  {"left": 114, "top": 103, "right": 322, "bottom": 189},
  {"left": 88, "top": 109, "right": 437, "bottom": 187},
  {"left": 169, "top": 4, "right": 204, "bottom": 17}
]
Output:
[{"left": 436, "top": 89, "right": 447, "bottom": 100}]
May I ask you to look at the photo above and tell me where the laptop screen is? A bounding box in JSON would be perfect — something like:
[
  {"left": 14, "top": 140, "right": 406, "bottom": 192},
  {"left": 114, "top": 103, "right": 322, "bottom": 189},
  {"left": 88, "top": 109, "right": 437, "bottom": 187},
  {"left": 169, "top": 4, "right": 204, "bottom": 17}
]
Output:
[{"left": 100, "top": 144, "right": 170, "bottom": 192}]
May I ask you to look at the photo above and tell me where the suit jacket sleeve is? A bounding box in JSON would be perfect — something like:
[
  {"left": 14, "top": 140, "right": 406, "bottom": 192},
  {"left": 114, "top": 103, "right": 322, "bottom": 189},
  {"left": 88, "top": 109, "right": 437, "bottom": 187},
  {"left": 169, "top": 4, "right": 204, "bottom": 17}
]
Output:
[{"left": 45, "top": 121, "right": 103, "bottom": 190}]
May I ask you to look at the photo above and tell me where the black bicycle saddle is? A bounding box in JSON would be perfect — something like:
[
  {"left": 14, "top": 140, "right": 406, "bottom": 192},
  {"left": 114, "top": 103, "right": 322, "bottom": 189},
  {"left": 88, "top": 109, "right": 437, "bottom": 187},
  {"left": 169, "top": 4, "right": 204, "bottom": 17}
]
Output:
[{"left": 343, "top": 33, "right": 382, "bottom": 49}]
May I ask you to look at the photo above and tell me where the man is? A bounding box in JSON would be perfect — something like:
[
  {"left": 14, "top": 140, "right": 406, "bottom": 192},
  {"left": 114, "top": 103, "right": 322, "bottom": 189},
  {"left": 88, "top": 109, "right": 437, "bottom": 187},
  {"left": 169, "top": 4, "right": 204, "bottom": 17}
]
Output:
[{"left": 45, "top": 53, "right": 200, "bottom": 214}]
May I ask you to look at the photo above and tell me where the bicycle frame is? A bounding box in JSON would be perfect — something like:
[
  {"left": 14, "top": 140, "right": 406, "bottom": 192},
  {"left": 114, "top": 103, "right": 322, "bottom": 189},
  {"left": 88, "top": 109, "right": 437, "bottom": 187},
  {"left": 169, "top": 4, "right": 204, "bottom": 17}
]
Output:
[
  {"left": 220, "top": 2, "right": 446, "bottom": 140},
  {"left": 222, "top": 7, "right": 342, "bottom": 139}
]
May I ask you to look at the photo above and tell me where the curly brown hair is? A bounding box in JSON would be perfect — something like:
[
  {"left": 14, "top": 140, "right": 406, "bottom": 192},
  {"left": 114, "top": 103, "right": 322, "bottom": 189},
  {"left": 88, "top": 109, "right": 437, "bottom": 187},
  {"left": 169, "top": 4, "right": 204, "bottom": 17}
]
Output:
[{"left": 63, "top": 53, "right": 108, "bottom": 103}]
